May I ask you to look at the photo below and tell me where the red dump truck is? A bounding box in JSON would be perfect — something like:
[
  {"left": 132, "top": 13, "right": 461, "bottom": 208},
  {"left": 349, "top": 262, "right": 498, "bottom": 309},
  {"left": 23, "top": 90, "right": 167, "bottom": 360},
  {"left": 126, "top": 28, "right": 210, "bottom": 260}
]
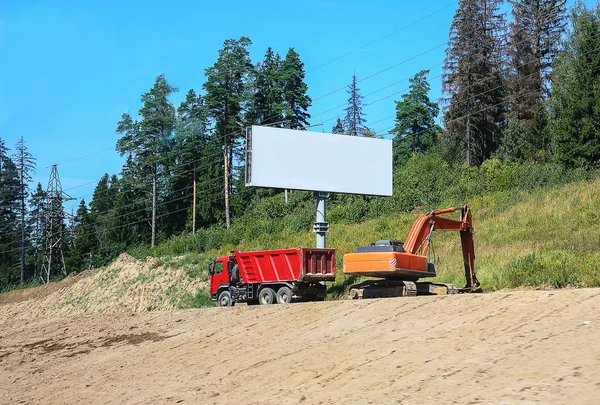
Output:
[{"left": 209, "top": 248, "right": 336, "bottom": 306}]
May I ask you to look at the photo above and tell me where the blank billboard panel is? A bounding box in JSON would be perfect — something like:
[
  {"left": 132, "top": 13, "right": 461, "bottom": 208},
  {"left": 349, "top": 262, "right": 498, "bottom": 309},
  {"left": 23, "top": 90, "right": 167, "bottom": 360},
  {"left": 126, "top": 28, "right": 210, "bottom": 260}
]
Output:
[{"left": 246, "top": 126, "right": 392, "bottom": 196}]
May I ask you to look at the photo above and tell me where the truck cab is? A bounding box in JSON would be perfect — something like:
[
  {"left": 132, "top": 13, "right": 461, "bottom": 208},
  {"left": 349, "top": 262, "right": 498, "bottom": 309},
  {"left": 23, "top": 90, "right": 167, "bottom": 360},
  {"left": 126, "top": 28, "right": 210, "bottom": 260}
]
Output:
[{"left": 209, "top": 256, "right": 232, "bottom": 306}]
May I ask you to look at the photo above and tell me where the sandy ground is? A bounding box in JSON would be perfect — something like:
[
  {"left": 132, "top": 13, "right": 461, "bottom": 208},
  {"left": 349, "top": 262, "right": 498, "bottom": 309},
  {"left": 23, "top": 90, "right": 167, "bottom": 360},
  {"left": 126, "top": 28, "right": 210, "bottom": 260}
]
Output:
[{"left": 1, "top": 288, "right": 599, "bottom": 404}]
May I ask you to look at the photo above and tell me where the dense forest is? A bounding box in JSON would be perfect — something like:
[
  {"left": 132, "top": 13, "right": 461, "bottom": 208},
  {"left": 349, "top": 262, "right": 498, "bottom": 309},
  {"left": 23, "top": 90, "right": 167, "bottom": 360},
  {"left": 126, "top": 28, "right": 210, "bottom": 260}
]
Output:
[{"left": 1, "top": 1, "right": 600, "bottom": 288}]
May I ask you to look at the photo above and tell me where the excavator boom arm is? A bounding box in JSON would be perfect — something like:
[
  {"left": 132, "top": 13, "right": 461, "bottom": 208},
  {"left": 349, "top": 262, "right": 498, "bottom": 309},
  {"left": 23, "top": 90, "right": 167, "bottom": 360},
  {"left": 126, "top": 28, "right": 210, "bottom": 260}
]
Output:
[{"left": 403, "top": 206, "right": 480, "bottom": 292}]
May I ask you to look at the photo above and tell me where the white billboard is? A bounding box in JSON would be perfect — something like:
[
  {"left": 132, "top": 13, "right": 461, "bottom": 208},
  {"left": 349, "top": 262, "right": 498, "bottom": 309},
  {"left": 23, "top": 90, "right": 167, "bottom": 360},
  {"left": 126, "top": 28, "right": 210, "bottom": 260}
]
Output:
[{"left": 245, "top": 126, "right": 392, "bottom": 196}]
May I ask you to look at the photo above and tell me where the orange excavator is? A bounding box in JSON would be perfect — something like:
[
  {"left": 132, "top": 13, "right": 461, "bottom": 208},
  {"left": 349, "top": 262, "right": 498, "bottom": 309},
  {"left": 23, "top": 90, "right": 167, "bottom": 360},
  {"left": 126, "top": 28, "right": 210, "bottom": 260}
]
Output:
[{"left": 343, "top": 205, "right": 482, "bottom": 298}]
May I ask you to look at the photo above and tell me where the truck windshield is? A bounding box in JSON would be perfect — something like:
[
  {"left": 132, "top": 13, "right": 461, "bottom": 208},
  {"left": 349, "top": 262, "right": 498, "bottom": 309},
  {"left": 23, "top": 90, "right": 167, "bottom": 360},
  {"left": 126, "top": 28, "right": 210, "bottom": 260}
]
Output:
[{"left": 213, "top": 261, "right": 223, "bottom": 275}]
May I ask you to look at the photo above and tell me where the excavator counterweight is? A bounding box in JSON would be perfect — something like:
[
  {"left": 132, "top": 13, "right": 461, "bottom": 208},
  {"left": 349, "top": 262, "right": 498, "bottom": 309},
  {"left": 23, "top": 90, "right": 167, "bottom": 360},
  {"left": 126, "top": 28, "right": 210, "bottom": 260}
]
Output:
[{"left": 343, "top": 205, "right": 481, "bottom": 298}]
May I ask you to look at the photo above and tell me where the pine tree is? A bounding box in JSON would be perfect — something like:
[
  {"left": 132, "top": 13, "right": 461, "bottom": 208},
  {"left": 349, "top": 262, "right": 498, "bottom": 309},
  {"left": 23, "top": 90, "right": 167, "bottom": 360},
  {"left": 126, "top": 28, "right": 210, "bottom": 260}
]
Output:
[
  {"left": 116, "top": 74, "right": 177, "bottom": 247},
  {"left": 251, "top": 47, "right": 285, "bottom": 126},
  {"left": 443, "top": 0, "right": 507, "bottom": 165},
  {"left": 391, "top": 70, "right": 442, "bottom": 167},
  {"left": 549, "top": 4, "right": 600, "bottom": 167},
  {"left": 203, "top": 37, "right": 253, "bottom": 229},
  {"left": 13, "top": 136, "right": 35, "bottom": 284},
  {"left": 171, "top": 89, "right": 212, "bottom": 234},
  {"left": 343, "top": 74, "right": 367, "bottom": 136},
  {"left": 281, "top": 48, "right": 312, "bottom": 129}
]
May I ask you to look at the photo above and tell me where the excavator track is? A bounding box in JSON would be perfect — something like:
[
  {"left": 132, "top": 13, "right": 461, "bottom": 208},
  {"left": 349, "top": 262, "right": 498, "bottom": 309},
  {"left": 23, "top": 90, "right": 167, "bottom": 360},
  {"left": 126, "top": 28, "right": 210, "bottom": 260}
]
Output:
[
  {"left": 349, "top": 281, "right": 460, "bottom": 299},
  {"left": 349, "top": 280, "right": 417, "bottom": 299},
  {"left": 416, "top": 282, "right": 459, "bottom": 295}
]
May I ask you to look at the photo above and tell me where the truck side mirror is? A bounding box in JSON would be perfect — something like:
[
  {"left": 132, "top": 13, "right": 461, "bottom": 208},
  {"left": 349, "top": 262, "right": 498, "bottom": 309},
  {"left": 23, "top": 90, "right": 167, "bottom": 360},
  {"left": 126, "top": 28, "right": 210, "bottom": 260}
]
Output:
[{"left": 208, "top": 263, "right": 214, "bottom": 275}]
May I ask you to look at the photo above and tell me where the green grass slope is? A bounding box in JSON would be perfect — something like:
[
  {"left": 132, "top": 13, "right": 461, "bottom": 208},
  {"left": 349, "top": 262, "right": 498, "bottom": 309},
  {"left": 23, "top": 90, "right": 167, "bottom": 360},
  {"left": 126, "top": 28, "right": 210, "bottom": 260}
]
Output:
[{"left": 133, "top": 176, "right": 600, "bottom": 300}]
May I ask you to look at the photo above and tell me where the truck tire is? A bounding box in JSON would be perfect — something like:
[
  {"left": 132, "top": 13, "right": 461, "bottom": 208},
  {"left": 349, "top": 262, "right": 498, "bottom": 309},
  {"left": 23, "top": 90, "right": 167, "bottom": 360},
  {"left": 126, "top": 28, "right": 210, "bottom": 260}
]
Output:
[
  {"left": 258, "top": 287, "right": 276, "bottom": 305},
  {"left": 218, "top": 290, "right": 233, "bottom": 307},
  {"left": 276, "top": 286, "right": 293, "bottom": 304}
]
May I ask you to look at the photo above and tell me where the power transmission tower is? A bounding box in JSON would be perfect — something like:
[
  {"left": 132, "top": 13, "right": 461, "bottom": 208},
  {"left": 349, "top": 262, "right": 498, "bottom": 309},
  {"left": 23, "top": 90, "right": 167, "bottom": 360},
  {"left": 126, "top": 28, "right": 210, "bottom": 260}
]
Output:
[{"left": 41, "top": 165, "right": 74, "bottom": 283}]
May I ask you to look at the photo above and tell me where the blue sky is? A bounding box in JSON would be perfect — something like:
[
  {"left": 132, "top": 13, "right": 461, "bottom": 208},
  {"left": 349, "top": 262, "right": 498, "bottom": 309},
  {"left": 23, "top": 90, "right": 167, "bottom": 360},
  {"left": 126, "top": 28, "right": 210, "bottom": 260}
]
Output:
[{"left": 0, "top": 0, "right": 590, "bottom": 212}]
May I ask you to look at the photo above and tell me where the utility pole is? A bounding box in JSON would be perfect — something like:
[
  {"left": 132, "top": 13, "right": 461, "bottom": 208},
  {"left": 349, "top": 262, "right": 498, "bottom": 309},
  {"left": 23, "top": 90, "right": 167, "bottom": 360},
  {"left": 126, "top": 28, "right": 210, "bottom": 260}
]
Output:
[
  {"left": 192, "top": 162, "right": 197, "bottom": 233},
  {"left": 41, "top": 165, "right": 75, "bottom": 283}
]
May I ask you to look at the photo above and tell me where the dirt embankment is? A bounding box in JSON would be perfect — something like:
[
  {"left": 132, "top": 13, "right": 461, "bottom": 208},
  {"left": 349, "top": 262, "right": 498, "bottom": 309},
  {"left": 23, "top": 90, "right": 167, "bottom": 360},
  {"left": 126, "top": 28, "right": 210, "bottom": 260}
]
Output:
[
  {"left": 1, "top": 288, "right": 599, "bottom": 404},
  {"left": 0, "top": 253, "right": 207, "bottom": 321}
]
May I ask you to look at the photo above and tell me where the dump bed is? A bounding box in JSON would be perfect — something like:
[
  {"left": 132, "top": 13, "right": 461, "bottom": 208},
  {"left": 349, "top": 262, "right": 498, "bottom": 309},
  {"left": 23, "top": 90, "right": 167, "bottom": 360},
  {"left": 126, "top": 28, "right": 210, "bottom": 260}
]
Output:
[{"left": 233, "top": 248, "right": 336, "bottom": 284}]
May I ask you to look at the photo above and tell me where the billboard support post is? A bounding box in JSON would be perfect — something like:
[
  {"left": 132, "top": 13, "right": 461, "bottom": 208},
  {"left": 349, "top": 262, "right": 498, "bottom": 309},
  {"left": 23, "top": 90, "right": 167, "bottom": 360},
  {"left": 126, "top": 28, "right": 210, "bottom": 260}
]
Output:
[{"left": 313, "top": 192, "right": 329, "bottom": 248}]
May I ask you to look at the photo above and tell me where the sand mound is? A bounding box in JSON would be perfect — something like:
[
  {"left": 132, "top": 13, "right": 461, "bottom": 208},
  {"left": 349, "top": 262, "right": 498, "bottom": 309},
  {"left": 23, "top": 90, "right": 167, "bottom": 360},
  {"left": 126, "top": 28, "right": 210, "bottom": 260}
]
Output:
[{"left": 0, "top": 253, "right": 208, "bottom": 321}]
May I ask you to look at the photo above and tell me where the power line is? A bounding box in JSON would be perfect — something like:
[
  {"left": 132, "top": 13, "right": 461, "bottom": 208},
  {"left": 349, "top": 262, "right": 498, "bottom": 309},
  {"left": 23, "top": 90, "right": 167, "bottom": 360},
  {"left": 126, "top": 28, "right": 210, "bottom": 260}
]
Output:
[
  {"left": 30, "top": 173, "right": 225, "bottom": 227},
  {"left": 312, "top": 42, "right": 448, "bottom": 103},
  {"left": 62, "top": 150, "right": 226, "bottom": 204},
  {"left": 373, "top": 39, "right": 600, "bottom": 135},
  {"left": 42, "top": 147, "right": 115, "bottom": 169},
  {"left": 318, "top": 28, "right": 600, "bottom": 133},
  {"left": 0, "top": 181, "right": 228, "bottom": 258},
  {"left": 374, "top": 82, "right": 571, "bottom": 142},
  {"left": 307, "top": 2, "right": 457, "bottom": 72}
]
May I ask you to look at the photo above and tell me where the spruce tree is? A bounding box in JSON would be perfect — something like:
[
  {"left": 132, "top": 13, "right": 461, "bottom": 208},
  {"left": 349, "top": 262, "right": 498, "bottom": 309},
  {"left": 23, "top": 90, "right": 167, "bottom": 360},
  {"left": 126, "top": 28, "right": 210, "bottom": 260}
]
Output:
[
  {"left": 509, "top": 0, "right": 567, "bottom": 113},
  {"left": 391, "top": 70, "right": 442, "bottom": 167},
  {"left": 111, "top": 156, "right": 149, "bottom": 247},
  {"left": 549, "top": 4, "right": 600, "bottom": 167},
  {"left": 28, "top": 183, "right": 46, "bottom": 279},
  {"left": 506, "top": 0, "right": 567, "bottom": 160},
  {"left": 203, "top": 37, "right": 253, "bottom": 229},
  {"left": 89, "top": 173, "right": 116, "bottom": 250},
  {"left": 251, "top": 47, "right": 285, "bottom": 126},
  {"left": 0, "top": 140, "right": 19, "bottom": 285},
  {"left": 71, "top": 199, "right": 98, "bottom": 271},
  {"left": 343, "top": 74, "right": 367, "bottom": 136},
  {"left": 281, "top": 48, "right": 312, "bottom": 129},
  {"left": 331, "top": 118, "right": 345, "bottom": 134},
  {"left": 443, "top": 0, "right": 507, "bottom": 165},
  {"left": 13, "top": 136, "right": 36, "bottom": 284},
  {"left": 89, "top": 174, "right": 112, "bottom": 216}
]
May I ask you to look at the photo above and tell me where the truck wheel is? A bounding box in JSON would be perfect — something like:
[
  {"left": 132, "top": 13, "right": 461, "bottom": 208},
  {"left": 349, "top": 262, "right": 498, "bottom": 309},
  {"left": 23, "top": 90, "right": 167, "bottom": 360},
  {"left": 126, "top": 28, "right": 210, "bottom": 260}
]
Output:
[
  {"left": 258, "top": 287, "right": 276, "bottom": 305},
  {"left": 218, "top": 291, "right": 233, "bottom": 307},
  {"left": 276, "top": 286, "right": 293, "bottom": 304}
]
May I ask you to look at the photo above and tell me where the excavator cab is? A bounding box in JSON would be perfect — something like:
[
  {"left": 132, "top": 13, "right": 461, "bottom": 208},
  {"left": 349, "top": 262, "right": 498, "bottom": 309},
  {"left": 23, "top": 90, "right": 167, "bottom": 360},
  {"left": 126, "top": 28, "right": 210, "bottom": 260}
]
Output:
[{"left": 355, "top": 240, "right": 406, "bottom": 253}]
